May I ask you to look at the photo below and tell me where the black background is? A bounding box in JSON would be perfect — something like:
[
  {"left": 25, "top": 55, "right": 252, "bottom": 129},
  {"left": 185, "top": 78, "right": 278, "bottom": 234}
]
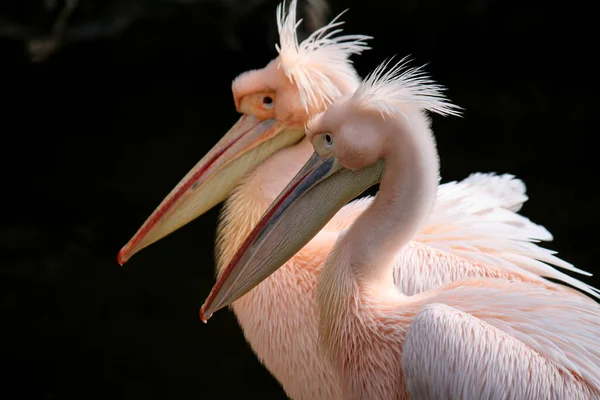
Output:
[{"left": 1, "top": 0, "right": 598, "bottom": 399}]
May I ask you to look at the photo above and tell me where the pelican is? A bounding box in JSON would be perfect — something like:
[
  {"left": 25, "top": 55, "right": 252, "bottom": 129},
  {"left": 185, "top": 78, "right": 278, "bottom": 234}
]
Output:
[
  {"left": 118, "top": 1, "right": 597, "bottom": 398},
  {"left": 119, "top": 2, "right": 371, "bottom": 398},
  {"left": 200, "top": 58, "right": 600, "bottom": 399}
]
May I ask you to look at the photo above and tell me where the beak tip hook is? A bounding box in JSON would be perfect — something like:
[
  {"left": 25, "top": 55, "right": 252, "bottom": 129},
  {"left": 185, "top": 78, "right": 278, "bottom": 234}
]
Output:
[
  {"left": 199, "top": 304, "right": 212, "bottom": 323},
  {"left": 117, "top": 248, "right": 129, "bottom": 267}
]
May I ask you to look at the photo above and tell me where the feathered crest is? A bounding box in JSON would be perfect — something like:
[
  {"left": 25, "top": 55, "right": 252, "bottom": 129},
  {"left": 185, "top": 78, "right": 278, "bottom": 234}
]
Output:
[
  {"left": 351, "top": 56, "right": 463, "bottom": 120},
  {"left": 275, "top": 0, "right": 372, "bottom": 112}
]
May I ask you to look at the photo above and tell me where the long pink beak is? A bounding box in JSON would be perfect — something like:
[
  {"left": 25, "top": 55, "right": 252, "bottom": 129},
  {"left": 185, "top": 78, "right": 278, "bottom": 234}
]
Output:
[{"left": 117, "top": 114, "right": 302, "bottom": 265}]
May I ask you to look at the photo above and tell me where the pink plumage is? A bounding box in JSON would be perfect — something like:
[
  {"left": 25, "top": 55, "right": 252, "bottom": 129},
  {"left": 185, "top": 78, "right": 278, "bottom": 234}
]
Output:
[
  {"left": 215, "top": 58, "right": 600, "bottom": 399},
  {"left": 120, "top": 1, "right": 600, "bottom": 398}
]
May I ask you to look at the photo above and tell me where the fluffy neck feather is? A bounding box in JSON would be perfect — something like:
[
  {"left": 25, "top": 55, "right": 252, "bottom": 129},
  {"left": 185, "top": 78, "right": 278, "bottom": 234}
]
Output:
[{"left": 215, "top": 137, "right": 314, "bottom": 273}]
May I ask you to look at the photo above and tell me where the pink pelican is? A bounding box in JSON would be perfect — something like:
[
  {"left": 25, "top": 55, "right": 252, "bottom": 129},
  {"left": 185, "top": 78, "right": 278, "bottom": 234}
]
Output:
[
  {"left": 119, "top": 1, "right": 371, "bottom": 398},
  {"left": 200, "top": 58, "right": 600, "bottom": 399}
]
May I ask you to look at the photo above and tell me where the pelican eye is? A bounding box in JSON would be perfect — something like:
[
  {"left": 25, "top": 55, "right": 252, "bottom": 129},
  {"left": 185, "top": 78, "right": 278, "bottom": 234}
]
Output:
[
  {"left": 262, "top": 96, "right": 274, "bottom": 109},
  {"left": 324, "top": 134, "right": 333, "bottom": 147}
]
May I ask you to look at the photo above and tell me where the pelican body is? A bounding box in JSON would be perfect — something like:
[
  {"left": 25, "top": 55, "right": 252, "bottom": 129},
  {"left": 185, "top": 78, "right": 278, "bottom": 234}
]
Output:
[
  {"left": 119, "top": 2, "right": 369, "bottom": 398},
  {"left": 119, "top": 1, "right": 599, "bottom": 399},
  {"left": 200, "top": 59, "right": 600, "bottom": 399}
]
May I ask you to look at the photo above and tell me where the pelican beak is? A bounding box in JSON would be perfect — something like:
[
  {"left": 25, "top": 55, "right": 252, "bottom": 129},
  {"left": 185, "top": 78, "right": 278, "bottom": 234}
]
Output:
[
  {"left": 200, "top": 150, "right": 385, "bottom": 321},
  {"left": 118, "top": 114, "right": 304, "bottom": 265}
]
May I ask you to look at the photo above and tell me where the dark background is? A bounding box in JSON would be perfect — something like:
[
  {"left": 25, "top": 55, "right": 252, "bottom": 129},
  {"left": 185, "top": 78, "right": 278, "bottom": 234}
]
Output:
[{"left": 1, "top": 0, "right": 598, "bottom": 399}]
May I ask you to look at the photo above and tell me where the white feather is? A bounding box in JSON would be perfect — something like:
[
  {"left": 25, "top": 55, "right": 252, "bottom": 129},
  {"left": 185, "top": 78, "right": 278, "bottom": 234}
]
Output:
[
  {"left": 429, "top": 281, "right": 600, "bottom": 392},
  {"left": 275, "top": 0, "right": 372, "bottom": 112},
  {"left": 404, "top": 285, "right": 600, "bottom": 397},
  {"left": 415, "top": 173, "right": 600, "bottom": 299},
  {"left": 351, "top": 56, "right": 463, "bottom": 118},
  {"left": 336, "top": 173, "right": 599, "bottom": 299}
]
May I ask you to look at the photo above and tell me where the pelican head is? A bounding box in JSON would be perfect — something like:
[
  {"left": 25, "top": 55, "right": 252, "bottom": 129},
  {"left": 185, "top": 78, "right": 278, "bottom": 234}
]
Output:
[
  {"left": 200, "top": 58, "right": 461, "bottom": 321},
  {"left": 117, "top": 0, "right": 371, "bottom": 265}
]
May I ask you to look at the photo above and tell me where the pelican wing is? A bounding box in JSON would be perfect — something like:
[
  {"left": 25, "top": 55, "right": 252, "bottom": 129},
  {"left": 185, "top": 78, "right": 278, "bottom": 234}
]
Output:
[
  {"left": 322, "top": 172, "right": 599, "bottom": 299},
  {"left": 413, "top": 173, "right": 600, "bottom": 300},
  {"left": 403, "top": 284, "right": 600, "bottom": 397}
]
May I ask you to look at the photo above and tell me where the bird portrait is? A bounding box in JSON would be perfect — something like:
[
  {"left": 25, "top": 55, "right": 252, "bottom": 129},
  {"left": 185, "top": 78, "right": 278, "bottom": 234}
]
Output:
[{"left": 1, "top": 0, "right": 597, "bottom": 398}]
